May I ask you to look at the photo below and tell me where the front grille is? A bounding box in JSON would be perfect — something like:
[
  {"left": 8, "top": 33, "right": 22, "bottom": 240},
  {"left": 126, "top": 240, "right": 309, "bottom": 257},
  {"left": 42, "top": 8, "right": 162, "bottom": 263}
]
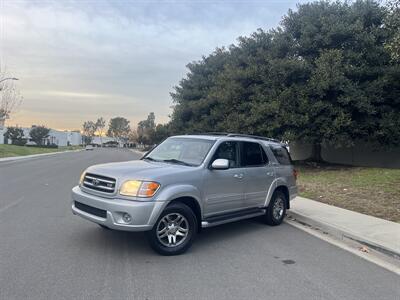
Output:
[
  {"left": 74, "top": 201, "right": 107, "bottom": 218},
  {"left": 83, "top": 173, "right": 116, "bottom": 194}
]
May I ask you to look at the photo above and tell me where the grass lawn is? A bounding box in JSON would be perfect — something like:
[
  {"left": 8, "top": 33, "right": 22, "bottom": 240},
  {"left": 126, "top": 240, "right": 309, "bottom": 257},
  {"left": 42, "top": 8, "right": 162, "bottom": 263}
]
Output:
[
  {"left": 0, "top": 144, "right": 83, "bottom": 158},
  {"left": 296, "top": 162, "right": 400, "bottom": 223}
]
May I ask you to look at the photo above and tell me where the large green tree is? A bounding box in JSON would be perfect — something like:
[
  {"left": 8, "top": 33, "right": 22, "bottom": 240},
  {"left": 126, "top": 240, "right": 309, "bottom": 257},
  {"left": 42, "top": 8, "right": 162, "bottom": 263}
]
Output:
[
  {"left": 170, "top": 48, "right": 231, "bottom": 133},
  {"left": 385, "top": 0, "right": 400, "bottom": 62},
  {"left": 29, "top": 126, "right": 50, "bottom": 146},
  {"left": 149, "top": 123, "right": 170, "bottom": 144},
  {"left": 279, "top": 0, "right": 399, "bottom": 160},
  {"left": 169, "top": 0, "right": 400, "bottom": 161}
]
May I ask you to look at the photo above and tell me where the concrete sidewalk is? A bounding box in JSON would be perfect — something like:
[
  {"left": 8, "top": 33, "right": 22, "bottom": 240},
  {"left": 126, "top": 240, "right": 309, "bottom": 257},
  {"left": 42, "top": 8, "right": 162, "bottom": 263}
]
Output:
[{"left": 288, "top": 197, "right": 400, "bottom": 259}]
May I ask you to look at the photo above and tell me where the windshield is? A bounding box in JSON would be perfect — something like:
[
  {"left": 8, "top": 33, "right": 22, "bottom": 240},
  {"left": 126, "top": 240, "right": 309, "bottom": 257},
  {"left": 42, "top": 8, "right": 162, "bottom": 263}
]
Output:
[{"left": 144, "top": 138, "right": 215, "bottom": 166}]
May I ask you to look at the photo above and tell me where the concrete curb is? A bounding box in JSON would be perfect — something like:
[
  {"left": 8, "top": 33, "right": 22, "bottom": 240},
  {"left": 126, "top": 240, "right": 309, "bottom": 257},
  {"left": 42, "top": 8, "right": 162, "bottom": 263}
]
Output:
[
  {"left": 287, "top": 210, "right": 400, "bottom": 260},
  {"left": 0, "top": 149, "right": 84, "bottom": 163}
]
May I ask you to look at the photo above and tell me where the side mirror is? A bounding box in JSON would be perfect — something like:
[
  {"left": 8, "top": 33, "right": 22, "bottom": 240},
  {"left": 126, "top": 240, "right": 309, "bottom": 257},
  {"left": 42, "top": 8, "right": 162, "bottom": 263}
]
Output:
[{"left": 211, "top": 158, "right": 230, "bottom": 170}]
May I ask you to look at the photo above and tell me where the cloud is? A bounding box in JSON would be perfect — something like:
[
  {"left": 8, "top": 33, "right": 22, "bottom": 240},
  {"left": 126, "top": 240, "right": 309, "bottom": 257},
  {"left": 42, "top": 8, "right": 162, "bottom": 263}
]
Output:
[
  {"left": 1, "top": 0, "right": 305, "bottom": 129},
  {"left": 40, "top": 91, "right": 111, "bottom": 98}
]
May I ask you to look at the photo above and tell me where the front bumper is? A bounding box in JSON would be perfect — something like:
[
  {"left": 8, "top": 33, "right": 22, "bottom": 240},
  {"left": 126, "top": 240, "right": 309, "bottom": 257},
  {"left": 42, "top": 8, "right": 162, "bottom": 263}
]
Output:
[{"left": 71, "top": 186, "right": 166, "bottom": 232}]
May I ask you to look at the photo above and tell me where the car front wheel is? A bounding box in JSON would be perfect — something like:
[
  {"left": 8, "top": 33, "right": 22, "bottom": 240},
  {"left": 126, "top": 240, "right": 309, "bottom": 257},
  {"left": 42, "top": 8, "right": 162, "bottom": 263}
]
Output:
[{"left": 146, "top": 202, "right": 197, "bottom": 256}]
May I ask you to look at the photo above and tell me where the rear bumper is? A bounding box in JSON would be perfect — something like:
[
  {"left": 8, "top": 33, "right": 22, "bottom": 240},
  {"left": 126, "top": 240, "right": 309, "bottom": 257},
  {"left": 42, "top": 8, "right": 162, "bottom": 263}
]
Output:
[{"left": 71, "top": 186, "right": 166, "bottom": 232}]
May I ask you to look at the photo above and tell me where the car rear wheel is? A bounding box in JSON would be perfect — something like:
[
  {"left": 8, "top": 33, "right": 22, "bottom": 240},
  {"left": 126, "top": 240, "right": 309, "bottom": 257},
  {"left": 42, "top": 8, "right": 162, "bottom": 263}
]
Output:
[
  {"left": 146, "top": 202, "right": 197, "bottom": 256},
  {"left": 264, "top": 190, "right": 287, "bottom": 226}
]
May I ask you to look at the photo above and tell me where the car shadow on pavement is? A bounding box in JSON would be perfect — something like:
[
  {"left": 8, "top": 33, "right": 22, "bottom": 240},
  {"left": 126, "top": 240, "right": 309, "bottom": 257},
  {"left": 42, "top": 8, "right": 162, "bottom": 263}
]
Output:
[
  {"left": 71, "top": 217, "right": 275, "bottom": 257},
  {"left": 194, "top": 218, "right": 272, "bottom": 247},
  {"left": 72, "top": 226, "right": 150, "bottom": 255}
]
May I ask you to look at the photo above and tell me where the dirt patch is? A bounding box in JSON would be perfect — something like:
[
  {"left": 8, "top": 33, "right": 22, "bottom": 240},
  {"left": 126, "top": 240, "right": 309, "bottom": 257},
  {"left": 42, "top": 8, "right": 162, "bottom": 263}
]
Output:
[{"left": 295, "top": 163, "right": 400, "bottom": 223}]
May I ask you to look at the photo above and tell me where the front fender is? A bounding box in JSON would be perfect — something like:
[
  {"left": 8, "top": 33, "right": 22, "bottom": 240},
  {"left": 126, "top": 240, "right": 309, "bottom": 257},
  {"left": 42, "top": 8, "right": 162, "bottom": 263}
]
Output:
[{"left": 147, "top": 184, "right": 203, "bottom": 225}]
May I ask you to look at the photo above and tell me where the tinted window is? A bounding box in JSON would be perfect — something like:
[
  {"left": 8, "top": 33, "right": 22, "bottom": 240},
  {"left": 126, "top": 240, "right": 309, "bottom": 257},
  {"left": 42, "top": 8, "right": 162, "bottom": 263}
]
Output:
[
  {"left": 241, "top": 142, "right": 266, "bottom": 166},
  {"left": 270, "top": 146, "right": 291, "bottom": 165},
  {"left": 213, "top": 141, "right": 238, "bottom": 168}
]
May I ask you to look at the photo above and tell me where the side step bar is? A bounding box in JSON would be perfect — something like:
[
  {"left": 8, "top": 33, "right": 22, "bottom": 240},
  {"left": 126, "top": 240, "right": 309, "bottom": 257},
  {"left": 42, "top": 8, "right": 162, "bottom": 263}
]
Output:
[{"left": 201, "top": 207, "right": 266, "bottom": 228}]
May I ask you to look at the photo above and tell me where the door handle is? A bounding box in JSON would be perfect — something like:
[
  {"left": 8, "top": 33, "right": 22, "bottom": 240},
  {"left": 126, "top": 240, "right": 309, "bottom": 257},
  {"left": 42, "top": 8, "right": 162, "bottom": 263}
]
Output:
[
  {"left": 234, "top": 174, "right": 244, "bottom": 179},
  {"left": 266, "top": 172, "right": 274, "bottom": 176}
]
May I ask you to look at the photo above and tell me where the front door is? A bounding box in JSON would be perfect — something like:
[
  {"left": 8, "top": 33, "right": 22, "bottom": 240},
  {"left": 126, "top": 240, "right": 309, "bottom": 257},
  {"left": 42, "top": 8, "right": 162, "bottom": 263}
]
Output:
[{"left": 203, "top": 141, "right": 245, "bottom": 217}]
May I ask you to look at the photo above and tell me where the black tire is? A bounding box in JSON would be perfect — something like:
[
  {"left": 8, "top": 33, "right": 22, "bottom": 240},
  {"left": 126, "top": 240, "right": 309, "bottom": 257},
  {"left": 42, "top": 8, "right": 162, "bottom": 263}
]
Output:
[
  {"left": 146, "top": 202, "right": 197, "bottom": 256},
  {"left": 264, "top": 190, "right": 287, "bottom": 226},
  {"left": 98, "top": 224, "right": 111, "bottom": 230}
]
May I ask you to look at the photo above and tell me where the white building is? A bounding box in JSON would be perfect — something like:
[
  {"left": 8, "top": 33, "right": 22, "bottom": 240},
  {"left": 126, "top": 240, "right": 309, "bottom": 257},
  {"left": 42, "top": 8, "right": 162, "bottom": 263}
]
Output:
[
  {"left": 68, "top": 131, "right": 82, "bottom": 146},
  {"left": 0, "top": 126, "right": 83, "bottom": 146},
  {"left": 0, "top": 127, "right": 5, "bottom": 144}
]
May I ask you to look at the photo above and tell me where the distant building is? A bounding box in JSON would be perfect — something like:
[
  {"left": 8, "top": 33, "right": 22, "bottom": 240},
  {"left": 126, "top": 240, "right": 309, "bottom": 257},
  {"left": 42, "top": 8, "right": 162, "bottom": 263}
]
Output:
[
  {"left": 0, "top": 126, "right": 83, "bottom": 146},
  {"left": 68, "top": 131, "right": 82, "bottom": 146},
  {"left": 0, "top": 127, "right": 5, "bottom": 144}
]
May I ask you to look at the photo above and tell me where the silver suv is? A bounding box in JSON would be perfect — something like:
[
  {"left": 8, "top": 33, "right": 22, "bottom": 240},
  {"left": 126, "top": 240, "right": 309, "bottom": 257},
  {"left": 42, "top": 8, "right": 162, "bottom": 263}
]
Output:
[{"left": 71, "top": 133, "right": 297, "bottom": 255}]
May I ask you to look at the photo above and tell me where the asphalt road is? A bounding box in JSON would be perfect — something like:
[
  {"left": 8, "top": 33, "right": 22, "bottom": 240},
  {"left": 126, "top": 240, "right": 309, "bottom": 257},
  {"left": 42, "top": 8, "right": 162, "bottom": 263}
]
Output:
[{"left": 0, "top": 149, "right": 398, "bottom": 300}]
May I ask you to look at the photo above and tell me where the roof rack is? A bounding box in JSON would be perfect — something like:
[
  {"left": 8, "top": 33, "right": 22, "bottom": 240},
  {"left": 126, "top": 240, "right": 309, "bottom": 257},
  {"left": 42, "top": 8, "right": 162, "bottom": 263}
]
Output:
[
  {"left": 200, "top": 132, "right": 230, "bottom": 136},
  {"left": 194, "top": 132, "right": 281, "bottom": 143},
  {"left": 227, "top": 133, "right": 281, "bottom": 143}
]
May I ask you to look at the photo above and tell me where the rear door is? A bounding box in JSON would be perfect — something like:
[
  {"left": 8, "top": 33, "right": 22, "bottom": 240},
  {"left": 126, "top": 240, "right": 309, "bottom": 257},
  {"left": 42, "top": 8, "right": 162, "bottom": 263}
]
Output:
[
  {"left": 241, "top": 141, "right": 275, "bottom": 208},
  {"left": 269, "top": 145, "right": 296, "bottom": 192},
  {"left": 203, "top": 141, "right": 245, "bottom": 216}
]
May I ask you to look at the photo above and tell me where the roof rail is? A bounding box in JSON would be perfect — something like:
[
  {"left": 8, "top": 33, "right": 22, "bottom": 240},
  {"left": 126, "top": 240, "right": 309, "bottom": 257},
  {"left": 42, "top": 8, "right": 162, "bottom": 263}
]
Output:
[
  {"left": 227, "top": 133, "right": 281, "bottom": 143},
  {"left": 194, "top": 132, "right": 230, "bottom": 136},
  {"left": 191, "top": 132, "right": 281, "bottom": 143}
]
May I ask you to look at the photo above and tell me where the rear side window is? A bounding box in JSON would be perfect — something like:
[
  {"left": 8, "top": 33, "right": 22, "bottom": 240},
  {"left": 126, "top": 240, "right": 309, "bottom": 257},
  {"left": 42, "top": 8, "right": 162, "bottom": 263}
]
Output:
[
  {"left": 241, "top": 142, "right": 268, "bottom": 167},
  {"left": 270, "top": 145, "right": 292, "bottom": 165}
]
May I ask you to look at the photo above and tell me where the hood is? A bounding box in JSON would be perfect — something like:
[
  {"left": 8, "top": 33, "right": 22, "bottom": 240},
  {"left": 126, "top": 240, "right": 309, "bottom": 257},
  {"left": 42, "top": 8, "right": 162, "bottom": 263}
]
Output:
[{"left": 85, "top": 159, "right": 191, "bottom": 181}]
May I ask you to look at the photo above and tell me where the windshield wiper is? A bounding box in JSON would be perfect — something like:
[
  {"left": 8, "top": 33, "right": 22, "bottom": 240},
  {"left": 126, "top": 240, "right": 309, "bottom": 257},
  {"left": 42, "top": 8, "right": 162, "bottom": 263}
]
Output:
[
  {"left": 143, "top": 157, "right": 158, "bottom": 162},
  {"left": 161, "top": 159, "right": 195, "bottom": 166}
]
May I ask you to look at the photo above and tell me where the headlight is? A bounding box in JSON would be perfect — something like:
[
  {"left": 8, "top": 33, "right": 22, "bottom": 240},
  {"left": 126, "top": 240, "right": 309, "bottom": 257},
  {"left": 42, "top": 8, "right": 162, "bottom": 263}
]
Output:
[
  {"left": 79, "top": 171, "right": 86, "bottom": 185},
  {"left": 120, "top": 180, "right": 160, "bottom": 198}
]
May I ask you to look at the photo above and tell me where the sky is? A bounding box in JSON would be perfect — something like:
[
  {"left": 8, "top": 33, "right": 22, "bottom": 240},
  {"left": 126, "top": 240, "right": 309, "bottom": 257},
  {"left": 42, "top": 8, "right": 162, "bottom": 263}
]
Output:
[{"left": 0, "top": 0, "right": 307, "bottom": 131}]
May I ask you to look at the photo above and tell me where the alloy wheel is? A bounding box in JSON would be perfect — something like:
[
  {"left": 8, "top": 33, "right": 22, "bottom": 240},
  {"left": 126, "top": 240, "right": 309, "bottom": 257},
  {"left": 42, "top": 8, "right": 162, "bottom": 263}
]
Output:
[
  {"left": 156, "top": 213, "right": 189, "bottom": 247},
  {"left": 272, "top": 197, "right": 284, "bottom": 220}
]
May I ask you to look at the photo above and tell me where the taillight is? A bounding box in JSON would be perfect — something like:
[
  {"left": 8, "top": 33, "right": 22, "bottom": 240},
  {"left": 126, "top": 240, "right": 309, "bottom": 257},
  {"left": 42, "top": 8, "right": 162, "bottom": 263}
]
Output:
[{"left": 293, "top": 169, "right": 298, "bottom": 181}]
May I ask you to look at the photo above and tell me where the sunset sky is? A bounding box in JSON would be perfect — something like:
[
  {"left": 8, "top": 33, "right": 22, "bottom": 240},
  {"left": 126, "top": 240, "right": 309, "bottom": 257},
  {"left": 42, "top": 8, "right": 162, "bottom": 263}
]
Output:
[{"left": 1, "top": 0, "right": 306, "bottom": 131}]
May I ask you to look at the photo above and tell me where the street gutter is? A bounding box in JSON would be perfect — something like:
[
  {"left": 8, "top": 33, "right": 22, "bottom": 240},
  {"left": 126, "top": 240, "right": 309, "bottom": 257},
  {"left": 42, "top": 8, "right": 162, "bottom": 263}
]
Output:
[
  {"left": 287, "top": 197, "right": 400, "bottom": 260},
  {"left": 0, "top": 149, "right": 84, "bottom": 163}
]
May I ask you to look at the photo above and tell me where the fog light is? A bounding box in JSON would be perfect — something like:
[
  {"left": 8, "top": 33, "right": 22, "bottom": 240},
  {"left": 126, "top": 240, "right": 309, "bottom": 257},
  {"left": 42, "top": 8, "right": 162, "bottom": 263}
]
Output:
[{"left": 122, "top": 213, "right": 132, "bottom": 223}]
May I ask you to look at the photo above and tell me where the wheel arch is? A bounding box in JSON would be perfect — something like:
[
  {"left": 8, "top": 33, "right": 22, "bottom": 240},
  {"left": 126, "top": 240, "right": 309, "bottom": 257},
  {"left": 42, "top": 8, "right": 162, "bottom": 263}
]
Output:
[
  {"left": 274, "top": 185, "right": 290, "bottom": 209},
  {"left": 168, "top": 196, "right": 202, "bottom": 232}
]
